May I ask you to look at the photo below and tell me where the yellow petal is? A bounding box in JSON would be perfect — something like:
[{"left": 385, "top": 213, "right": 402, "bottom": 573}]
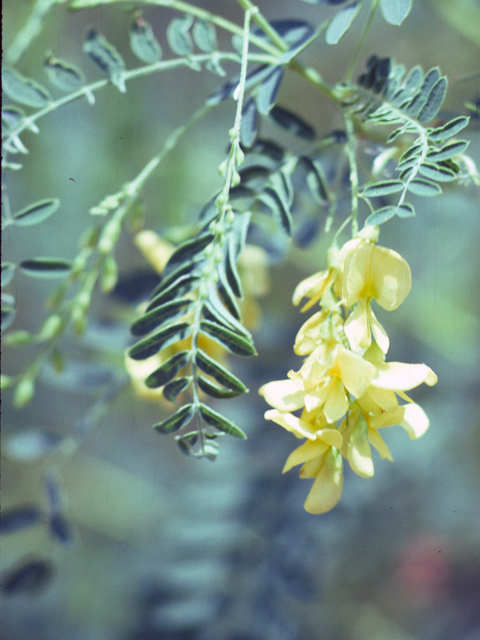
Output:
[
  {"left": 293, "top": 268, "right": 335, "bottom": 310},
  {"left": 400, "top": 403, "right": 430, "bottom": 439},
  {"left": 259, "top": 378, "right": 305, "bottom": 411},
  {"left": 303, "top": 450, "right": 344, "bottom": 514},
  {"left": 344, "top": 298, "right": 370, "bottom": 351},
  {"left": 369, "top": 405, "right": 405, "bottom": 429},
  {"left": 372, "top": 362, "right": 436, "bottom": 391},
  {"left": 300, "top": 456, "right": 324, "bottom": 478},
  {"left": 134, "top": 231, "right": 174, "bottom": 274},
  {"left": 343, "top": 242, "right": 411, "bottom": 310},
  {"left": 264, "top": 409, "right": 316, "bottom": 440},
  {"left": 317, "top": 427, "right": 343, "bottom": 449},
  {"left": 348, "top": 437, "right": 374, "bottom": 478},
  {"left": 324, "top": 377, "right": 349, "bottom": 422},
  {"left": 335, "top": 347, "right": 376, "bottom": 397},
  {"left": 283, "top": 440, "right": 328, "bottom": 473},
  {"left": 368, "top": 428, "right": 393, "bottom": 461},
  {"left": 369, "top": 306, "right": 390, "bottom": 354},
  {"left": 294, "top": 310, "right": 328, "bottom": 355},
  {"left": 364, "top": 386, "right": 399, "bottom": 412}
]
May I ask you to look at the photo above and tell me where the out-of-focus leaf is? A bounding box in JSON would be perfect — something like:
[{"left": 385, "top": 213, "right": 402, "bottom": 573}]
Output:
[
  {"left": 49, "top": 513, "right": 75, "bottom": 547},
  {"left": 326, "top": 2, "right": 362, "bottom": 45},
  {"left": 257, "top": 186, "right": 292, "bottom": 235},
  {"left": 2, "top": 68, "right": 51, "bottom": 107},
  {"left": 268, "top": 105, "right": 316, "bottom": 140},
  {"left": 379, "top": 0, "right": 412, "bottom": 25},
  {"left": 240, "top": 97, "right": 258, "bottom": 148},
  {"left": 256, "top": 66, "right": 284, "bottom": 116},
  {"left": 153, "top": 403, "right": 194, "bottom": 434},
  {"left": 166, "top": 14, "right": 194, "bottom": 56},
  {"left": 4, "top": 429, "right": 62, "bottom": 461},
  {"left": 366, "top": 206, "right": 397, "bottom": 226},
  {"left": 1, "top": 262, "right": 16, "bottom": 287},
  {"left": 12, "top": 198, "right": 60, "bottom": 226},
  {"left": 1, "top": 558, "right": 54, "bottom": 595},
  {"left": 193, "top": 20, "right": 217, "bottom": 52},
  {"left": 419, "top": 162, "right": 456, "bottom": 182},
  {"left": 129, "top": 15, "right": 162, "bottom": 64},
  {"left": 43, "top": 55, "right": 84, "bottom": 92},
  {"left": 0, "top": 507, "right": 42, "bottom": 534},
  {"left": 83, "top": 29, "right": 126, "bottom": 93},
  {"left": 20, "top": 258, "right": 71, "bottom": 278}
]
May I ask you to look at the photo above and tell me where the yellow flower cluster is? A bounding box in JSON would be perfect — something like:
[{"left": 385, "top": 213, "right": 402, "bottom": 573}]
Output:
[{"left": 259, "top": 227, "right": 437, "bottom": 514}]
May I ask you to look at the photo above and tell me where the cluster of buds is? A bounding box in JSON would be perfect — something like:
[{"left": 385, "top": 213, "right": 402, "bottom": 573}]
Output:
[{"left": 260, "top": 227, "right": 437, "bottom": 514}]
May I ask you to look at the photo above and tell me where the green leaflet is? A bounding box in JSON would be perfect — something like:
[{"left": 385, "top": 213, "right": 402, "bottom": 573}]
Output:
[
  {"left": 131, "top": 298, "right": 194, "bottom": 336},
  {"left": 256, "top": 66, "right": 284, "bottom": 116},
  {"left": 419, "top": 162, "right": 457, "bottom": 182},
  {"left": 192, "top": 20, "right": 217, "bottom": 52},
  {"left": 163, "top": 376, "right": 192, "bottom": 403},
  {"left": 225, "top": 239, "right": 243, "bottom": 299},
  {"left": 199, "top": 320, "right": 256, "bottom": 356},
  {"left": 426, "top": 140, "right": 469, "bottom": 162},
  {"left": 20, "top": 258, "right": 71, "bottom": 278},
  {"left": 166, "top": 15, "right": 194, "bottom": 56},
  {"left": 2, "top": 68, "right": 51, "bottom": 108},
  {"left": 405, "top": 68, "right": 440, "bottom": 117},
  {"left": 196, "top": 348, "right": 247, "bottom": 393},
  {"left": 268, "top": 105, "right": 316, "bottom": 141},
  {"left": 217, "top": 261, "right": 242, "bottom": 320},
  {"left": 153, "top": 404, "right": 194, "bottom": 434},
  {"left": 128, "top": 322, "right": 191, "bottom": 360},
  {"left": 148, "top": 260, "right": 204, "bottom": 302},
  {"left": 145, "top": 351, "right": 191, "bottom": 388},
  {"left": 429, "top": 116, "right": 469, "bottom": 142},
  {"left": 129, "top": 16, "right": 162, "bottom": 64},
  {"left": 326, "top": 2, "right": 362, "bottom": 45},
  {"left": 366, "top": 206, "right": 397, "bottom": 226},
  {"left": 298, "top": 156, "right": 329, "bottom": 204},
  {"left": 363, "top": 180, "right": 404, "bottom": 197},
  {"left": 379, "top": 0, "right": 412, "bottom": 26},
  {"left": 418, "top": 77, "right": 447, "bottom": 123},
  {"left": 146, "top": 274, "right": 200, "bottom": 312},
  {"left": 197, "top": 375, "right": 244, "bottom": 399},
  {"left": 1, "top": 263, "right": 16, "bottom": 287},
  {"left": 12, "top": 199, "right": 60, "bottom": 226},
  {"left": 407, "top": 178, "right": 442, "bottom": 196},
  {"left": 240, "top": 97, "right": 258, "bottom": 148},
  {"left": 257, "top": 186, "right": 292, "bottom": 236},
  {"left": 163, "top": 232, "right": 214, "bottom": 276},
  {"left": 83, "top": 30, "right": 126, "bottom": 93},
  {"left": 43, "top": 55, "right": 84, "bottom": 92},
  {"left": 199, "top": 403, "right": 247, "bottom": 438}
]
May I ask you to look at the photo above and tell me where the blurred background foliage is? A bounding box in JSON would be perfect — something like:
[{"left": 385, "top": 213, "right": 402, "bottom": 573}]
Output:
[{"left": 1, "top": 1, "right": 480, "bottom": 638}]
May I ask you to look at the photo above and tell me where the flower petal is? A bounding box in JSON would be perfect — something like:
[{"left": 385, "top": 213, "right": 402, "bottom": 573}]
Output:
[
  {"left": 368, "top": 428, "right": 393, "bottom": 461},
  {"left": 324, "top": 378, "right": 349, "bottom": 422},
  {"left": 400, "top": 403, "right": 430, "bottom": 439},
  {"left": 303, "top": 449, "right": 344, "bottom": 514},
  {"left": 344, "top": 298, "right": 370, "bottom": 351},
  {"left": 283, "top": 440, "right": 328, "bottom": 473},
  {"left": 372, "top": 362, "right": 437, "bottom": 391},
  {"left": 317, "top": 427, "right": 343, "bottom": 449},
  {"left": 369, "top": 307, "right": 390, "bottom": 354},
  {"left": 264, "top": 409, "right": 316, "bottom": 440},
  {"left": 259, "top": 378, "right": 305, "bottom": 411},
  {"left": 343, "top": 242, "right": 411, "bottom": 310},
  {"left": 335, "top": 347, "right": 376, "bottom": 397},
  {"left": 348, "top": 437, "right": 374, "bottom": 478}
]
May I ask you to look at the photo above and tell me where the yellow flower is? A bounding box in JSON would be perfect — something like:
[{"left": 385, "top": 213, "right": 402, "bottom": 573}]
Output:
[{"left": 342, "top": 240, "right": 411, "bottom": 352}]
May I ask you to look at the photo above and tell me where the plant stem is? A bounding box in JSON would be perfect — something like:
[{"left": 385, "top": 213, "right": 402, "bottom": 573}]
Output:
[
  {"left": 343, "top": 112, "right": 359, "bottom": 237},
  {"left": 344, "top": 0, "right": 380, "bottom": 82}
]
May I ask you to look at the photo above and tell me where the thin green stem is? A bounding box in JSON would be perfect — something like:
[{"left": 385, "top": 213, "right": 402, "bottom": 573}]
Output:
[
  {"left": 344, "top": 0, "right": 380, "bottom": 83},
  {"left": 343, "top": 112, "right": 359, "bottom": 237},
  {"left": 6, "top": 0, "right": 63, "bottom": 64}
]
